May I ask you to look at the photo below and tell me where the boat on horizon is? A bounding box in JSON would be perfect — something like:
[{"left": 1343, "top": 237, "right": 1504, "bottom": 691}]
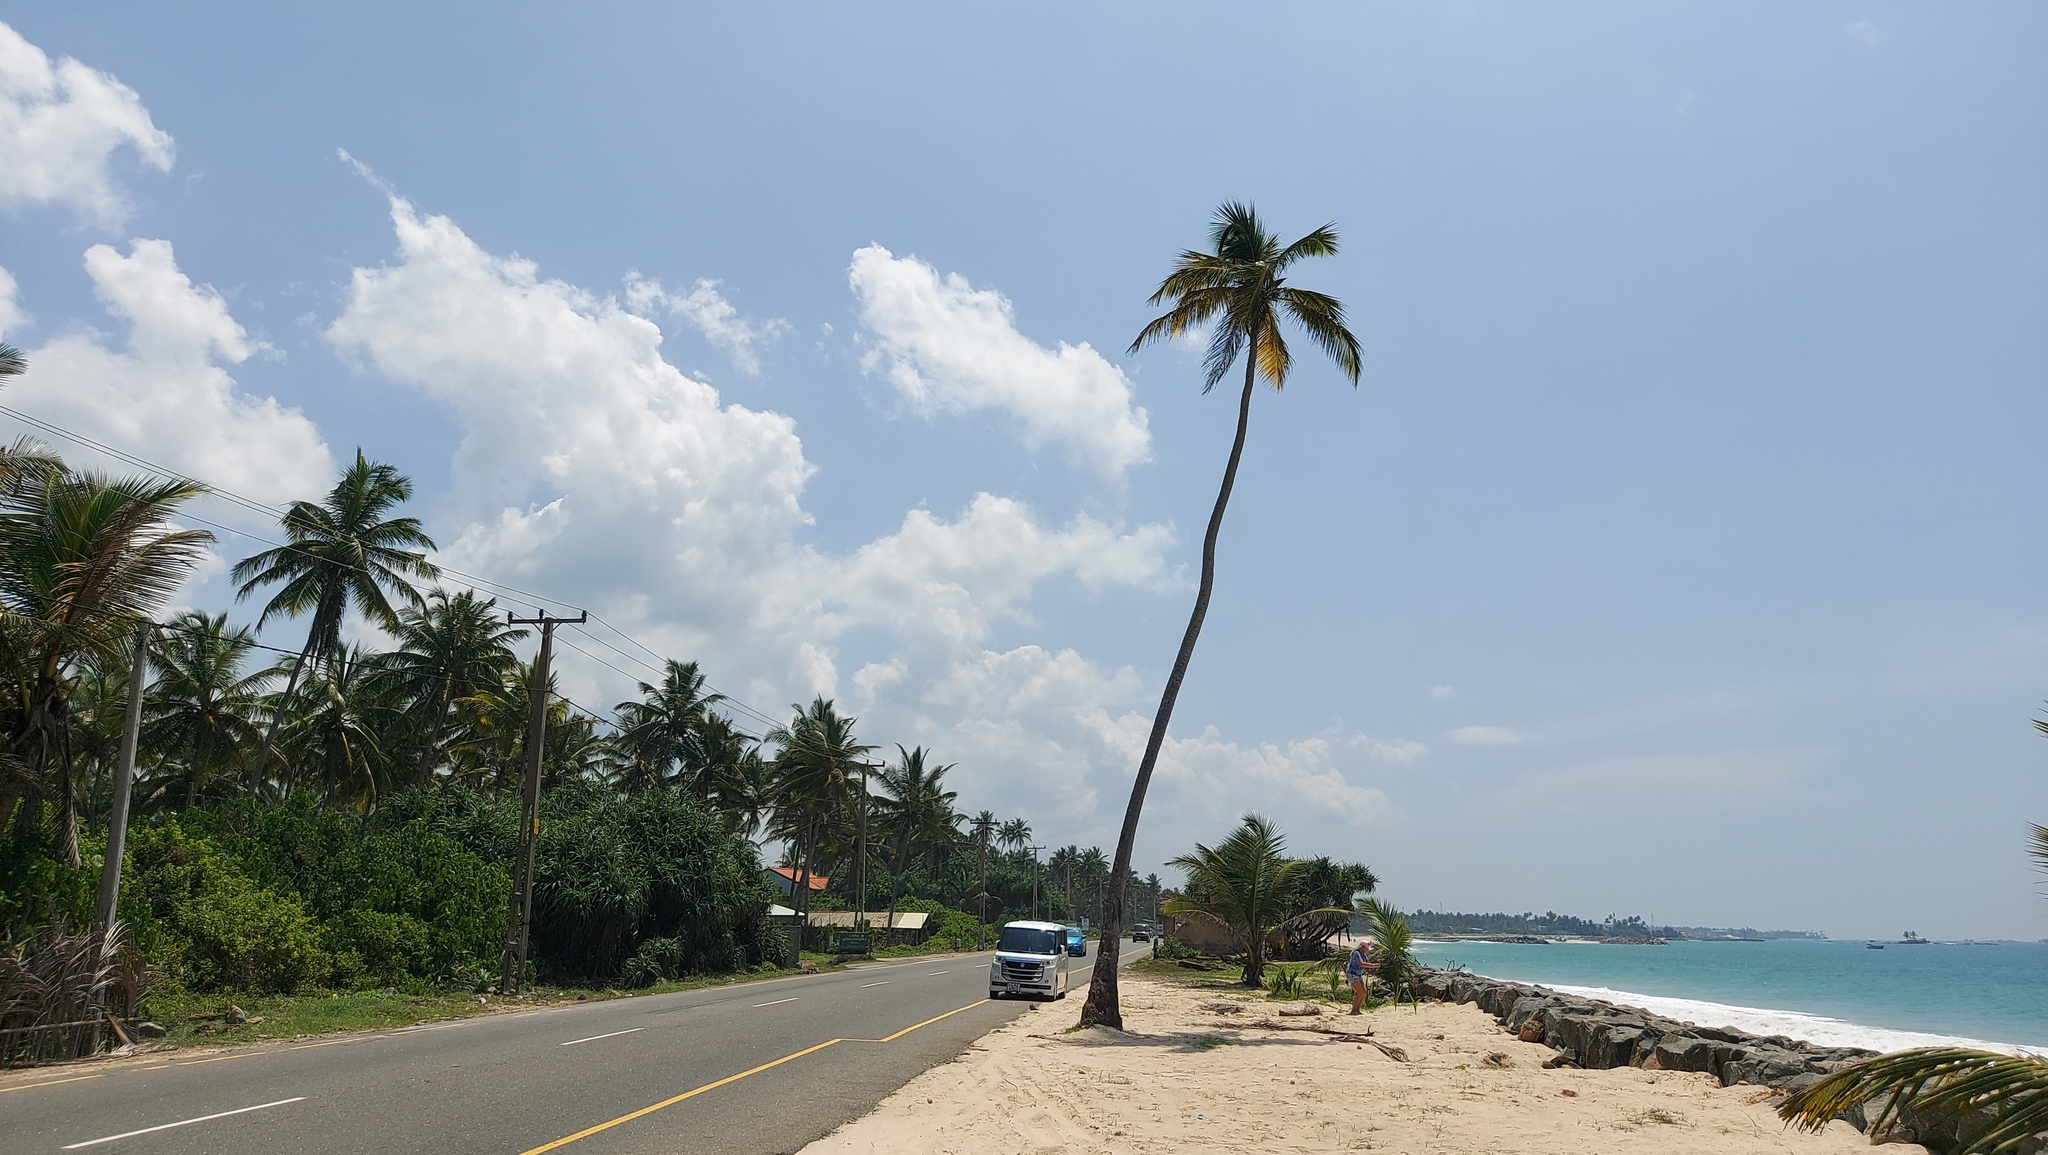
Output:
[{"left": 1866, "top": 941, "right": 1885, "bottom": 949}]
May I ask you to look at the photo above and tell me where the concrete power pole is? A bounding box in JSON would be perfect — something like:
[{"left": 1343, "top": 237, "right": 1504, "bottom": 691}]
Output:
[
  {"left": 96, "top": 619, "right": 152, "bottom": 931},
  {"left": 500, "top": 610, "right": 584, "bottom": 995},
  {"left": 1027, "top": 845, "right": 1044, "bottom": 922}
]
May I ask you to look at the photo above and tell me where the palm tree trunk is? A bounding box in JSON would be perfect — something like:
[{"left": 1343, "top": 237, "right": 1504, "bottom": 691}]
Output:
[
  {"left": 414, "top": 677, "right": 453, "bottom": 787},
  {"left": 1080, "top": 347, "right": 1260, "bottom": 1030},
  {"left": 249, "top": 636, "right": 314, "bottom": 793}
]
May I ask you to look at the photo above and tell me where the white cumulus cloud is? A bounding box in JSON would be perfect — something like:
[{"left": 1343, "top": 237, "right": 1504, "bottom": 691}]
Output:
[
  {"left": 3, "top": 239, "right": 332, "bottom": 510},
  {"left": 849, "top": 245, "right": 1151, "bottom": 478},
  {"left": 0, "top": 21, "right": 173, "bottom": 227},
  {"left": 624, "top": 274, "right": 787, "bottom": 375},
  {"left": 326, "top": 195, "right": 1172, "bottom": 717}
]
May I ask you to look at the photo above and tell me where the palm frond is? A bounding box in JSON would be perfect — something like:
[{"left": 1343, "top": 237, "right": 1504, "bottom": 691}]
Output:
[
  {"left": 1277, "top": 288, "right": 1362, "bottom": 384},
  {"left": 0, "top": 342, "right": 25, "bottom": 378},
  {"left": 1780, "top": 1046, "right": 2048, "bottom": 1153},
  {"left": 2030, "top": 823, "right": 2048, "bottom": 881},
  {"left": 1274, "top": 224, "right": 1341, "bottom": 269}
]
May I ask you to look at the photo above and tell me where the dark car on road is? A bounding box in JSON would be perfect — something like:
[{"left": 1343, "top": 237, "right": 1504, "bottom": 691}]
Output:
[{"left": 1131, "top": 924, "right": 1152, "bottom": 943}]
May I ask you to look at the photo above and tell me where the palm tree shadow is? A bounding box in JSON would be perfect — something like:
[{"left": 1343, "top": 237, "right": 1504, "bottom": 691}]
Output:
[{"left": 1048, "top": 1026, "right": 1340, "bottom": 1053}]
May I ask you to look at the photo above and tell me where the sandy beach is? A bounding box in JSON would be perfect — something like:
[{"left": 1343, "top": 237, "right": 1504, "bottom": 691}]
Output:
[{"left": 798, "top": 972, "right": 1916, "bottom": 1155}]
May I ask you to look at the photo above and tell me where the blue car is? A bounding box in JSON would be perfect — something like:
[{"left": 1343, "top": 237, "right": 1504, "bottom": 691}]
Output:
[{"left": 1062, "top": 927, "right": 1087, "bottom": 957}]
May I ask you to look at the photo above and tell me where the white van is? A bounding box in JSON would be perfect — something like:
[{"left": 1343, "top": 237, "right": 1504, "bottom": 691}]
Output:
[{"left": 988, "top": 920, "right": 1071, "bottom": 1000}]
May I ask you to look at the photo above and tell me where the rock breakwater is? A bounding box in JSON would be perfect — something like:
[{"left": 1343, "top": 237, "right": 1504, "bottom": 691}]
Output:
[
  {"left": 1415, "top": 968, "right": 2045, "bottom": 1154},
  {"left": 1416, "top": 967, "right": 1872, "bottom": 1090}
]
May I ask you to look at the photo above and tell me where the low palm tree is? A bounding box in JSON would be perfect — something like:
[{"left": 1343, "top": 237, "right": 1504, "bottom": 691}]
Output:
[
  {"left": 141, "top": 611, "right": 267, "bottom": 806},
  {"left": 1781, "top": 820, "right": 2048, "bottom": 1151},
  {"left": 1357, "top": 898, "right": 1420, "bottom": 1001},
  {"left": 1162, "top": 813, "right": 1321, "bottom": 988},
  {"left": 386, "top": 589, "right": 525, "bottom": 786},
  {"left": 233, "top": 450, "right": 437, "bottom": 786},
  {"left": 1084, "top": 203, "right": 1361, "bottom": 1028},
  {"left": 0, "top": 465, "right": 210, "bottom": 862}
]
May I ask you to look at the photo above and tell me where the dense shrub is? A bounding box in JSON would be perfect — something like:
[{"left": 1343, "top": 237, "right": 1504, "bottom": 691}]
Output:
[
  {"left": 178, "top": 880, "right": 327, "bottom": 993},
  {"left": 8, "top": 784, "right": 772, "bottom": 997}
]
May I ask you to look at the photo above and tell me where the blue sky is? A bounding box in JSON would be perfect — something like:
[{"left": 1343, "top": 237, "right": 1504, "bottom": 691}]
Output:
[{"left": 2, "top": 3, "right": 2042, "bottom": 938}]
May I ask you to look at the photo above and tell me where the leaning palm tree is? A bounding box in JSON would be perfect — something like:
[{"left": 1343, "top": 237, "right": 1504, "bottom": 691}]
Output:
[
  {"left": 1161, "top": 813, "right": 1314, "bottom": 988},
  {"left": 1082, "top": 203, "right": 1361, "bottom": 1028},
  {"left": 232, "top": 450, "right": 437, "bottom": 786},
  {"left": 0, "top": 465, "right": 211, "bottom": 863},
  {"left": 1781, "top": 819, "right": 2048, "bottom": 1151},
  {"left": 140, "top": 611, "right": 268, "bottom": 806},
  {"left": 385, "top": 589, "right": 525, "bottom": 786}
]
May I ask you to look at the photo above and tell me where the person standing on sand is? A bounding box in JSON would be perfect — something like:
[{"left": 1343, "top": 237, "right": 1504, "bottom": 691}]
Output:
[{"left": 1347, "top": 937, "right": 1379, "bottom": 1014}]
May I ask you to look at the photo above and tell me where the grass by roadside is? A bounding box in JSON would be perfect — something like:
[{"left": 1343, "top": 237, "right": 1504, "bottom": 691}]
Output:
[{"left": 127, "top": 963, "right": 844, "bottom": 1052}]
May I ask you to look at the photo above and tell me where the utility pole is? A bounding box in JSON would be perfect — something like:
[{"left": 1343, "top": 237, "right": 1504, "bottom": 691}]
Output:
[
  {"left": 976, "top": 819, "right": 990, "bottom": 948},
  {"left": 1027, "top": 845, "right": 1044, "bottom": 922},
  {"left": 853, "top": 761, "right": 869, "bottom": 927},
  {"left": 96, "top": 619, "right": 151, "bottom": 931},
  {"left": 499, "top": 610, "right": 584, "bottom": 995}
]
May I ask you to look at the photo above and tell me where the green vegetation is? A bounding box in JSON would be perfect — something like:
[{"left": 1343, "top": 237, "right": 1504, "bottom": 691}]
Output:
[
  {"left": 1083, "top": 202, "right": 1362, "bottom": 1029},
  {"left": 1161, "top": 813, "right": 1368, "bottom": 988},
  {"left": 0, "top": 408, "right": 1141, "bottom": 1052}
]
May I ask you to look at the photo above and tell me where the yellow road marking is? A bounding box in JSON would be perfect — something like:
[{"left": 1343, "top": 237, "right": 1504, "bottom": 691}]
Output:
[
  {"left": 516, "top": 1039, "right": 841, "bottom": 1155},
  {"left": 0, "top": 1073, "right": 101, "bottom": 1093},
  {"left": 289, "top": 1038, "right": 360, "bottom": 1050},
  {"left": 515, "top": 998, "right": 997, "bottom": 1154},
  {"left": 138, "top": 1064, "right": 170, "bottom": 1070}
]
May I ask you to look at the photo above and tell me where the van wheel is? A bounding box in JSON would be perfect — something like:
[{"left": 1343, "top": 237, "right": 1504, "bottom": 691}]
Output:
[{"left": 988, "top": 991, "right": 1002, "bottom": 1000}]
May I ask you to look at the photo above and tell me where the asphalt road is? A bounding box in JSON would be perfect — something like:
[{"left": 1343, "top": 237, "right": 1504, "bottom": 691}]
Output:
[{"left": 2, "top": 941, "right": 1139, "bottom": 1155}]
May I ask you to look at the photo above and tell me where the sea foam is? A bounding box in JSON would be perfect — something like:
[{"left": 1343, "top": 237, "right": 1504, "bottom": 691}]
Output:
[{"left": 1532, "top": 981, "right": 2043, "bottom": 1058}]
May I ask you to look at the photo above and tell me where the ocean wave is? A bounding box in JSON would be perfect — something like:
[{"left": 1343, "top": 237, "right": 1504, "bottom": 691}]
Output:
[{"left": 1528, "top": 981, "right": 2043, "bottom": 1058}]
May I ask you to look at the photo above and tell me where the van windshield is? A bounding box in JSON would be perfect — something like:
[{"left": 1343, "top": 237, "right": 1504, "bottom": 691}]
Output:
[{"left": 998, "top": 926, "right": 1059, "bottom": 955}]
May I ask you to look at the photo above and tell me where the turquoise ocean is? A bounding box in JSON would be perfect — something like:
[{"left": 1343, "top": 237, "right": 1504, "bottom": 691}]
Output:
[{"left": 1409, "top": 938, "right": 2048, "bottom": 1055}]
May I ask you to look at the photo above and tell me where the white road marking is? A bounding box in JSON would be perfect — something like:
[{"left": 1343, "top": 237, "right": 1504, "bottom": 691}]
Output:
[
  {"left": 860, "top": 981, "right": 890, "bottom": 988},
  {"left": 62, "top": 1097, "right": 305, "bottom": 1149},
  {"left": 752, "top": 997, "right": 800, "bottom": 1008},
  {"left": 560, "top": 1027, "right": 645, "bottom": 1046},
  {"left": 927, "top": 970, "right": 949, "bottom": 976}
]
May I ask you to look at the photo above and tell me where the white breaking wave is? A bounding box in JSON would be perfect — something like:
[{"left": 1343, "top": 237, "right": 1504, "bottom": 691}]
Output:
[{"left": 1526, "top": 981, "right": 2044, "bottom": 1058}]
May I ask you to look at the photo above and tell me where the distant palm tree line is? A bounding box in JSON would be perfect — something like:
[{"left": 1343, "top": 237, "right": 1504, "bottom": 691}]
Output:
[{"left": 0, "top": 410, "right": 1139, "bottom": 931}]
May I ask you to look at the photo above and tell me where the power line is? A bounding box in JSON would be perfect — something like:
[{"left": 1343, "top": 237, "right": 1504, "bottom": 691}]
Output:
[{"left": 1, "top": 404, "right": 791, "bottom": 731}]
